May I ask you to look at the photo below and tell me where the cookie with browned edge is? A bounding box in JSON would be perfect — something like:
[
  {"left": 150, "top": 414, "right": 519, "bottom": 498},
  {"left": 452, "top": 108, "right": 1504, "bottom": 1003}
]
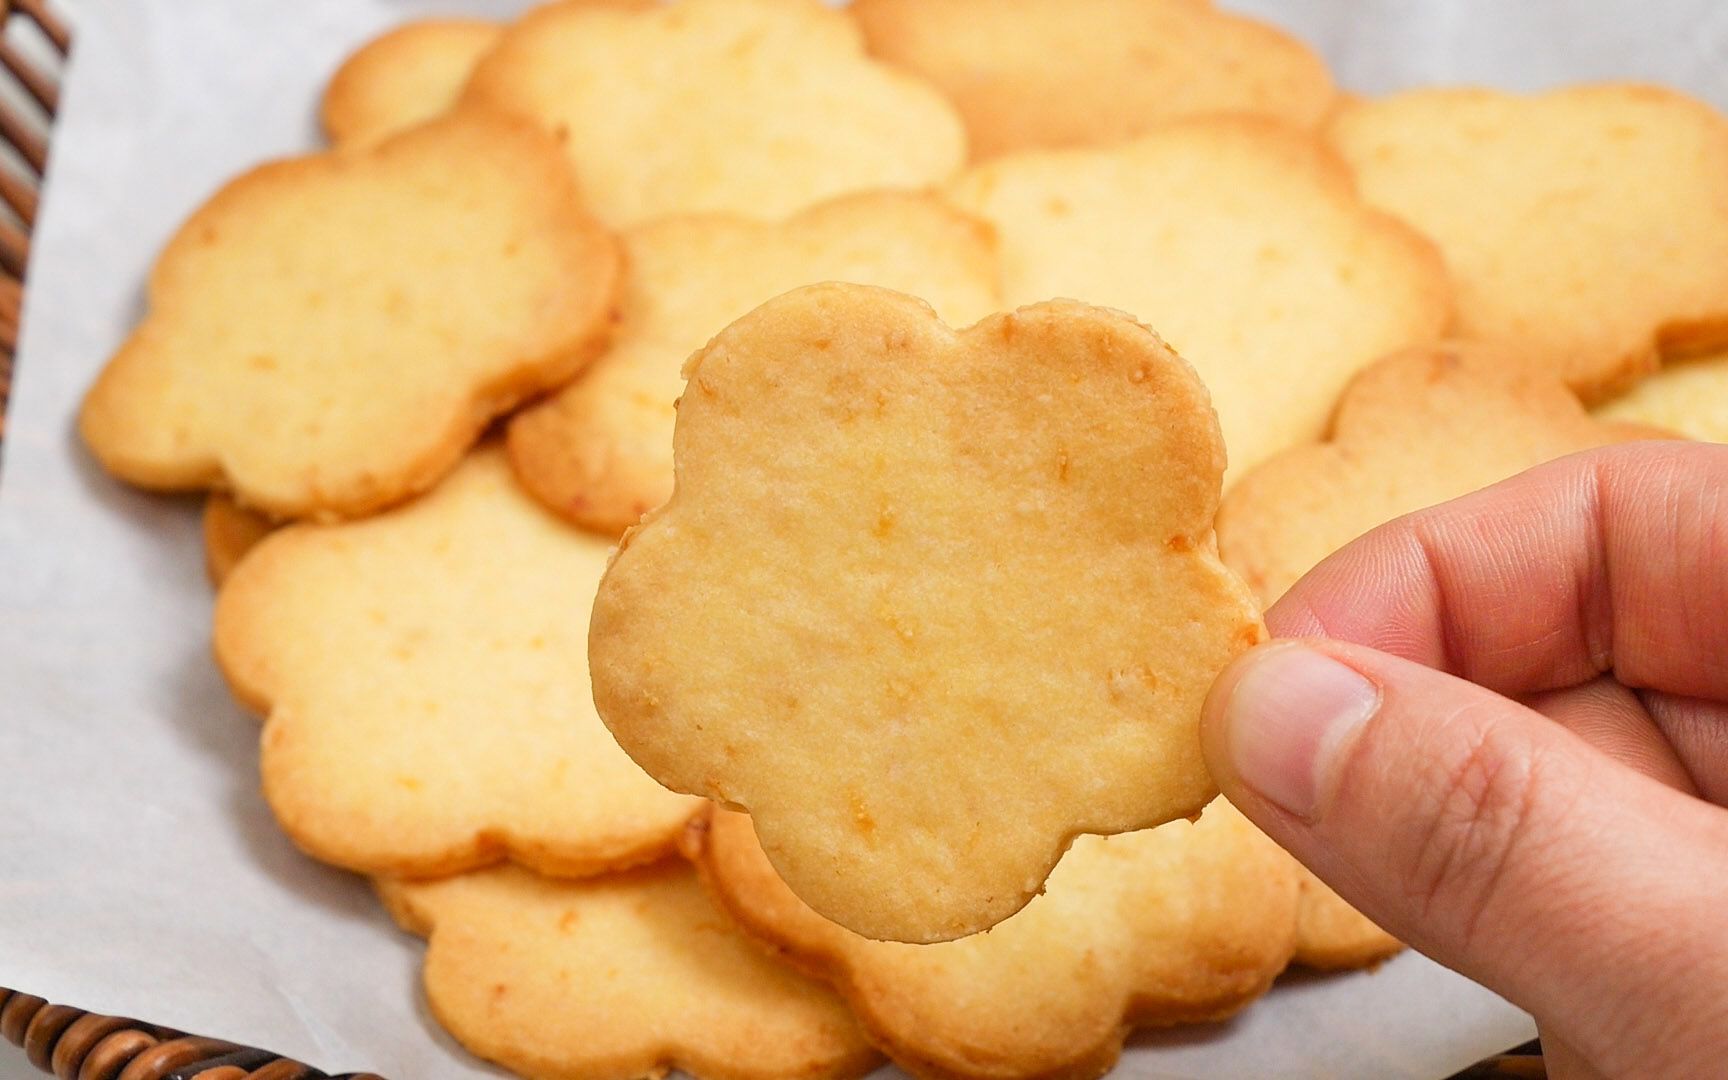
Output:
[
  {"left": 589, "top": 285, "right": 1263, "bottom": 943},
  {"left": 216, "top": 446, "right": 701, "bottom": 879},
  {"left": 381, "top": 861, "right": 880, "bottom": 1080},
  {"left": 462, "top": 0, "right": 966, "bottom": 227},
  {"left": 1329, "top": 84, "right": 1728, "bottom": 400},
  {"left": 80, "top": 111, "right": 619, "bottom": 521},
  {"left": 687, "top": 804, "right": 1298, "bottom": 1080},
  {"left": 853, "top": 0, "right": 1334, "bottom": 158},
  {"left": 946, "top": 116, "right": 1450, "bottom": 482}
]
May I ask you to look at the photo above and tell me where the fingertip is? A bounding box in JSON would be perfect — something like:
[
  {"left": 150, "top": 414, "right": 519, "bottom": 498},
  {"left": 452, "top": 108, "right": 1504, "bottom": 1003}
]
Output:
[
  {"left": 1203, "top": 640, "right": 1380, "bottom": 821},
  {"left": 1200, "top": 641, "right": 1274, "bottom": 795}
]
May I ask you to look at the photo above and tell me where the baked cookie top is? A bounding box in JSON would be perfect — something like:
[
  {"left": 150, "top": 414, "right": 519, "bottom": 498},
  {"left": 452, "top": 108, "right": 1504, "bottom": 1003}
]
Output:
[
  {"left": 216, "top": 445, "right": 702, "bottom": 879},
  {"left": 1329, "top": 84, "right": 1728, "bottom": 400},
  {"left": 462, "top": 0, "right": 967, "bottom": 227},
  {"left": 79, "top": 110, "right": 619, "bottom": 520},
  {"left": 946, "top": 115, "right": 1451, "bottom": 482},
  {"left": 320, "top": 19, "right": 504, "bottom": 147},
  {"left": 687, "top": 802, "right": 1298, "bottom": 1080},
  {"left": 381, "top": 861, "right": 880, "bottom": 1080},
  {"left": 1597, "top": 347, "right": 1728, "bottom": 443},
  {"left": 589, "top": 284, "right": 1262, "bottom": 943},
  {"left": 853, "top": 0, "right": 1335, "bottom": 158}
]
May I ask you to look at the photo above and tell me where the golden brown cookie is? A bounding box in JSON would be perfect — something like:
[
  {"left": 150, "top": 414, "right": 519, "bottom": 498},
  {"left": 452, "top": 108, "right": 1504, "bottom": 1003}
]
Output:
[
  {"left": 946, "top": 116, "right": 1451, "bottom": 481},
  {"left": 215, "top": 445, "right": 701, "bottom": 879},
  {"left": 1596, "top": 347, "right": 1728, "bottom": 442},
  {"left": 589, "top": 284, "right": 1263, "bottom": 943},
  {"left": 1328, "top": 84, "right": 1728, "bottom": 400},
  {"left": 380, "top": 861, "right": 880, "bottom": 1080},
  {"left": 506, "top": 191, "right": 1000, "bottom": 534},
  {"left": 320, "top": 20, "right": 503, "bottom": 147},
  {"left": 1218, "top": 342, "right": 1668, "bottom": 608},
  {"left": 80, "top": 110, "right": 619, "bottom": 521},
  {"left": 201, "top": 495, "right": 274, "bottom": 587},
  {"left": 852, "top": 0, "right": 1335, "bottom": 159},
  {"left": 460, "top": 0, "right": 966, "bottom": 227},
  {"left": 686, "top": 803, "right": 1299, "bottom": 1080},
  {"left": 1292, "top": 869, "right": 1402, "bottom": 972}
]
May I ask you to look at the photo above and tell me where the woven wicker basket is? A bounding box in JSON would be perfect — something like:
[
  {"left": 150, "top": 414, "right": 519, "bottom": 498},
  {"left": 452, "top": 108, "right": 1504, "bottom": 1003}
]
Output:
[
  {"left": 0, "top": 3, "right": 1553, "bottom": 1078},
  {"left": 0, "top": 0, "right": 56, "bottom": 437},
  {"left": 0, "top": 7, "right": 365, "bottom": 1077}
]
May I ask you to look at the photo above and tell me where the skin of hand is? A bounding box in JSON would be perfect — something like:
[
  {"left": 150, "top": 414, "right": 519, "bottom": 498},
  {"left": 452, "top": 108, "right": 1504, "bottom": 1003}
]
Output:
[{"left": 1202, "top": 441, "right": 1728, "bottom": 1080}]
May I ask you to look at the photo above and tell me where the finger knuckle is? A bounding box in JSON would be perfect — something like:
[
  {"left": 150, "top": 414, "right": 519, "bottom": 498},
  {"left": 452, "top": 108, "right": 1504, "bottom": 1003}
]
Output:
[{"left": 1400, "top": 707, "right": 1543, "bottom": 949}]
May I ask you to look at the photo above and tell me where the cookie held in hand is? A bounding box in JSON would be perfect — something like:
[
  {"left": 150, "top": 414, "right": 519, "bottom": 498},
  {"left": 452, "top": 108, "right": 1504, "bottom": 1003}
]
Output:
[
  {"left": 215, "top": 445, "right": 701, "bottom": 879},
  {"left": 379, "top": 861, "right": 880, "bottom": 1080},
  {"left": 589, "top": 284, "right": 1264, "bottom": 943},
  {"left": 686, "top": 804, "right": 1299, "bottom": 1080},
  {"left": 79, "top": 110, "right": 619, "bottom": 521}
]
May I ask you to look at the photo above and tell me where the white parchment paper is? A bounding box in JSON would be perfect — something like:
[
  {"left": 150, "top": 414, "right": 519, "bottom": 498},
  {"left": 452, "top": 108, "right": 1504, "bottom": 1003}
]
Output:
[{"left": 2, "top": 1, "right": 1723, "bottom": 1076}]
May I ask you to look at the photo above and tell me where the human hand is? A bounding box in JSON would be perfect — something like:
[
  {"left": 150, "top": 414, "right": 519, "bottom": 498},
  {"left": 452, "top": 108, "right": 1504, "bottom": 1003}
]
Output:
[{"left": 1202, "top": 441, "right": 1728, "bottom": 1079}]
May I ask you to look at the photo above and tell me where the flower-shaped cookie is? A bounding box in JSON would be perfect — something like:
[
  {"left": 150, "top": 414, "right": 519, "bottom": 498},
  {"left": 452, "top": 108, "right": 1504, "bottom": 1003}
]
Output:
[
  {"left": 460, "top": 0, "right": 966, "bottom": 227},
  {"left": 853, "top": 0, "right": 1335, "bottom": 158},
  {"left": 216, "top": 445, "right": 701, "bottom": 878},
  {"left": 945, "top": 116, "right": 1451, "bottom": 481},
  {"left": 380, "top": 861, "right": 880, "bottom": 1080},
  {"left": 507, "top": 190, "right": 1000, "bottom": 534},
  {"left": 686, "top": 802, "right": 1299, "bottom": 1080},
  {"left": 79, "top": 110, "right": 618, "bottom": 520},
  {"left": 1329, "top": 84, "right": 1728, "bottom": 400},
  {"left": 589, "top": 284, "right": 1264, "bottom": 942}
]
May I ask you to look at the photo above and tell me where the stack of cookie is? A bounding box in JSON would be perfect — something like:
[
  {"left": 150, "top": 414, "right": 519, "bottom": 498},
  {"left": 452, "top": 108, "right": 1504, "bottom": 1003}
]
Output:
[{"left": 74, "top": 1, "right": 1728, "bottom": 1078}]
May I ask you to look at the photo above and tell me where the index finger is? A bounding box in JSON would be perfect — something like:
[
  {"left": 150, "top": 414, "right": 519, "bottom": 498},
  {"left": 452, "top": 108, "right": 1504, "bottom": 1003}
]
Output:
[{"left": 1271, "top": 441, "right": 1728, "bottom": 700}]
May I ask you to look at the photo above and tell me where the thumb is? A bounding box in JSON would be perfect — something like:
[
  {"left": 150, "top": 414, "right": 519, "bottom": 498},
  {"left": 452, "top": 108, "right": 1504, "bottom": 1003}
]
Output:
[{"left": 1202, "top": 639, "right": 1728, "bottom": 1077}]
